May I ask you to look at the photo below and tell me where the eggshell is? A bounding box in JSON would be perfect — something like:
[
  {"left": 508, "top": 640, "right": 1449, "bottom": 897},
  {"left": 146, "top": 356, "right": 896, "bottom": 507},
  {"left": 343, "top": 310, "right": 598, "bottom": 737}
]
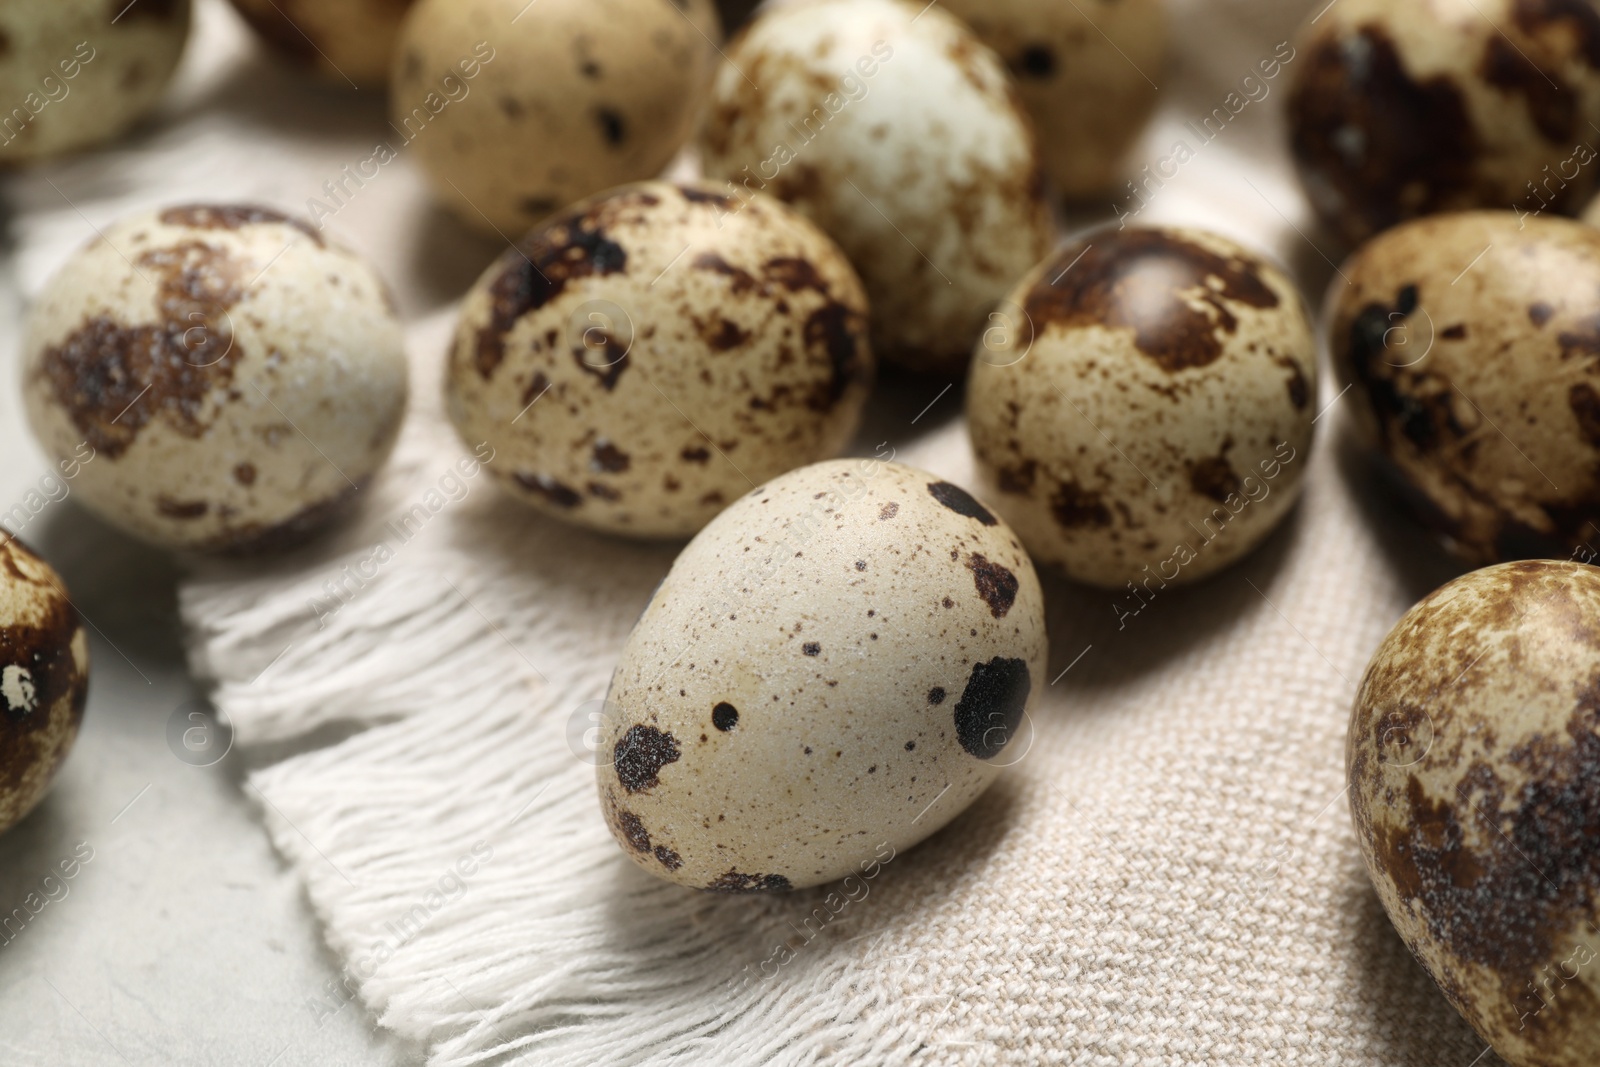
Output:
[
  {"left": 1287, "top": 0, "right": 1600, "bottom": 247},
  {"left": 1328, "top": 210, "right": 1600, "bottom": 565},
  {"left": 698, "top": 0, "right": 1054, "bottom": 375},
  {"left": 939, "top": 0, "right": 1166, "bottom": 198},
  {"left": 967, "top": 226, "right": 1317, "bottom": 589},
  {"left": 229, "top": 0, "right": 414, "bottom": 88},
  {"left": 0, "top": 0, "right": 190, "bottom": 163},
  {"left": 393, "top": 0, "right": 721, "bottom": 237},
  {"left": 0, "top": 538, "right": 87, "bottom": 837},
  {"left": 1348, "top": 559, "right": 1600, "bottom": 1067},
  {"left": 597, "top": 459, "right": 1048, "bottom": 891},
  {"left": 446, "top": 181, "right": 873, "bottom": 539},
  {"left": 22, "top": 204, "right": 408, "bottom": 553}
]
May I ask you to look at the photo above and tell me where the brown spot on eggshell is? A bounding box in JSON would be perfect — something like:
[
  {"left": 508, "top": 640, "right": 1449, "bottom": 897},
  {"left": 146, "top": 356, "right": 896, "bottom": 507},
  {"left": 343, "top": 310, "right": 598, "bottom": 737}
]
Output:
[
  {"left": 953, "top": 657, "right": 1030, "bottom": 759},
  {"left": 159, "top": 204, "right": 325, "bottom": 248},
  {"left": 39, "top": 240, "right": 246, "bottom": 459},
  {"left": 474, "top": 203, "right": 628, "bottom": 379},
  {"left": 1023, "top": 230, "right": 1278, "bottom": 373},
  {"left": 704, "top": 318, "right": 750, "bottom": 351},
  {"left": 157, "top": 497, "right": 209, "bottom": 520},
  {"left": 997, "top": 461, "right": 1036, "bottom": 494},
  {"left": 692, "top": 252, "right": 759, "bottom": 295},
  {"left": 967, "top": 554, "right": 1018, "bottom": 618},
  {"left": 1188, "top": 448, "right": 1241, "bottom": 504},
  {"left": 1480, "top": 34, "right": 1578, "bottom": 143},
  {"left": 679, "top": 186, "right": 736, "bottom": 207},
  {"left": 233, "top": 463, "right": 257, "bottom": 486},
  {"left": 613, "top": 724, "right": 680, "bottom": 794},
  {"left": 706, "top": 871, "right": 792, "bottom": 893},
  {"left": 592, "top": 440, "right": 631, "bottom": 473},
  {"left": 1569, "top": 382, "right": 1600, "bottom": 446},
  {"left": 616, "top": 809, "right": 653, "bottom": 852},
  {"left": 927, "top": 482, "right": 997, "bottom": 525},
  {"left": 1051, "top": 482, "right": 1112, "bottom": 529}
]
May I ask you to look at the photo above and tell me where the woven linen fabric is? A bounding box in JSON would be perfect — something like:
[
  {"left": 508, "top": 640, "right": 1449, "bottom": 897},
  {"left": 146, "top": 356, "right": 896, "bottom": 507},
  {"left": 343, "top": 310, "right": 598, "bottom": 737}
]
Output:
[{"left": 7, "top": 0, "right": 1510, "bottom": 1063}]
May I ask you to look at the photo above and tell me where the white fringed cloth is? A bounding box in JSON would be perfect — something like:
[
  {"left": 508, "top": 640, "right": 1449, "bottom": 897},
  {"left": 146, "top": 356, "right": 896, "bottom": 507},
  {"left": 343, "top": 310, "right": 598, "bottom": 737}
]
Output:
[{"left": 7, "top": 0, "right": 1503, "bottom": 1063}]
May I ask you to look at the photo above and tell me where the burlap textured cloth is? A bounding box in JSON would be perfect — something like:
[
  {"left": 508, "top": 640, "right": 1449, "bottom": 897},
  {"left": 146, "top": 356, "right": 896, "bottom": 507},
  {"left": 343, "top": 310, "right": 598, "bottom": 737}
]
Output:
[{"left": 9, "top": 0, "right": 1506, "bottom": 1062}]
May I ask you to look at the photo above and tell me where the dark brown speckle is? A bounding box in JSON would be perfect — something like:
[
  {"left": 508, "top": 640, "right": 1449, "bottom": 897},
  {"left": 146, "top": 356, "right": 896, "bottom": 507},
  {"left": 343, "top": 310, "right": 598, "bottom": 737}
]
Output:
[{"left": 613, "top": 724, "right": 680, "bottom": 794}]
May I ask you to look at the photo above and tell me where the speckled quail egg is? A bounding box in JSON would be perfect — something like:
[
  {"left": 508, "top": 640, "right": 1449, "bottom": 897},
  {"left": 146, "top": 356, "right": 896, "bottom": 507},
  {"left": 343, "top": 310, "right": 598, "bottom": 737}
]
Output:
[
  {"left": 597, "top": 459, "right": 1047, "bottom": 891},
  {"left": 0, "top": 0, "right": 191, "bottom": 163},
  {"left": 698, "top": 0, "right": 1054, "bottom": 376},
  {"left": 1328, "top": 210, "right": 1600, "bottom": 565},
  {"left": 1349, "top": 559, "right": 1600, "bottom": 1067},
  {"left": 229, "top": 0, "right": 414, "bottom": 89},
  {"left": 1287, "top": 0, "right": 1600, "bottom": 248},
  {"left": 22, "top": 204, "right": 408, "bottom": 553},
  {"left": 393, "top": 0, "right": 721, "bottom": 237},
  {"left": 447, "top": 181, "right": 873, "bottom": 538},
  {"left": 939, "top": 0, "right": 1166, "bottom": 198},
  {"left": 967, "top": 226, "right": 1316, "bottom": 591},
  {"left": 0, "top": 538, "right": 87, "bottom": 836}
]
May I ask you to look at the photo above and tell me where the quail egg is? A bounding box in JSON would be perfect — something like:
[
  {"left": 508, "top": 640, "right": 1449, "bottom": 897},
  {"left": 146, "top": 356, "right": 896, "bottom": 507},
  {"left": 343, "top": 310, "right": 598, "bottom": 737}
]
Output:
[
  {"left": 0, "top": 537, "right": 87, "bottom": 836},
  {"left": 597, "top": 459, "right": 1047, "bottom": 891},
  {"left": 939, "top": 0, "right": 1167, "bottom": 198},
  {"left": 1328, "top": 210, "right": 1600, "bottom": 565},
  {"left": 22, "top": 204, "right": 409, "bottom": 553},
  {"left": 967, "top": 226, "right": 1316, "bottom": 591},
  {"left": 229, "top": 0, "right": 414, "bottom": 88},
  {"left": 698, "top": 0, "right": 1054, "bottom": 376},
  {"left": 393, "top": 0, "right": 721, "bottom": 237},
  {"left": 1287, "top": 0, "right": 1600, "bottom": 247},
  {"left": 446, "top": 181, "right": 873, "bottom": 539},
  {"left": 1348, "top": 559, "right": 1600, "bottom": 1067},
  {"left": 0, "top": 0, "right": 191, "bottom": 163}
]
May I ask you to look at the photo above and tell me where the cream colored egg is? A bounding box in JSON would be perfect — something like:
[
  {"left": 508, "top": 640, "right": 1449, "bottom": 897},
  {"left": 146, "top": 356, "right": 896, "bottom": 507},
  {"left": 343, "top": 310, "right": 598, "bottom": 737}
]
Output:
[
  {"left": 22, "top": 204, "right": 408, "bottom": 553},
  {"left": 393, "top": 0, "right": 721, "bottom": 237},
  {"left": 967, "top": 226, "right": 1317, "bottom": 590},
  {"left": 446, "top": 181, "right": 873, "bottom": 539},
  {"left": 1287, "top": 0, "right": 1600, "bottom": 247},
  {"left": 229, "top": 0, "right": 414, "bottom": 88},
  {"left": 0, "top": 0, "right": 190, "bottom": 163},
  {"left": 940, "top": 0, "right": 1166, "bottom": 198},
  {"left": 1348, "top": 560, "right": 1600, "bottom": 1067},
  {"left": 1327, "top": 211, "right": 1600, "bottom": 566},
  {"left": 0, "top": 537, "right": 88, "bottom": 836},
  {"left": 597, "top": 459, "right": 1048, "bottom": 892},
  {"left": 698, "top": 0, "right": 1054, "bottom": 376}
]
